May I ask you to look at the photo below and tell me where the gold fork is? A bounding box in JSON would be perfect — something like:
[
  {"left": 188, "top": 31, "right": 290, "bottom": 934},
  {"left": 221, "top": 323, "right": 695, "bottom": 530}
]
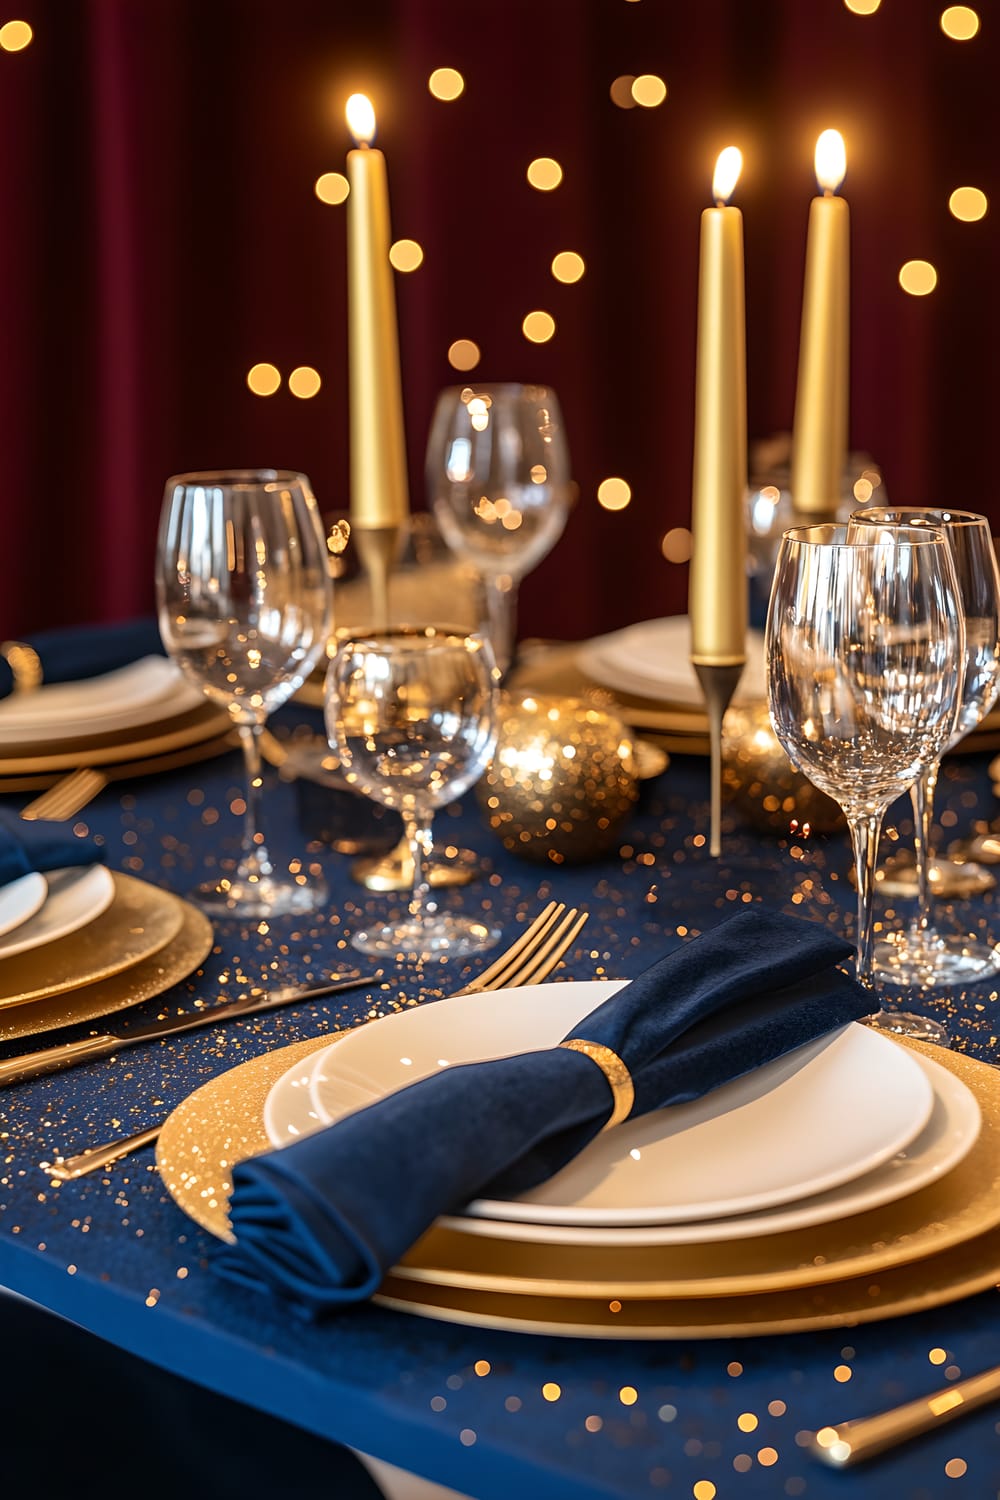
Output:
[
  {"left": 43, "top": 901, "right": 590, "bottom": 1180},
  {"left": 20, "top": 768, "right": 108, "bottom": 822}
]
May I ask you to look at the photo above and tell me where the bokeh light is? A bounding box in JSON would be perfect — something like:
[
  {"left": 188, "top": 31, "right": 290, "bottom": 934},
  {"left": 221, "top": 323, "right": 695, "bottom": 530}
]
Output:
[
  {"left": 844, "top": 0, "right": 881, "bottom": 12},
  {"left": 522, "top": 310, "right": 556, "bottom": 342},
  {"left": 940, "top": 5, "right": 979, "bottom": 39},
  {"left": 0, "top": 20, "right": 32, "bottom": 50},
  {"left": 949, "top": 186, "right": 988, "bottom": 221},
  {"left": 597, "top": 477, "right": 631, "bottom": 511},
  {"left": 610, "top": 75, "right": 636, "bottom": 109},
  {"left": 661, "top": 527, "right": 693, "bottom": 562},
  {"left": 899, "top": 259, "right": 938, "bottom": 295},
  {"left": 247, "top": 363, "right": 281, "bottom": 396},
  {"left": 448, "top": 339, "right": 481, "bottom": 371},
  {"left": 631, "top": 74, "right": 667, "bottom": 107},
  {"left": 551, "top": 251, "right": 585, "bottom": 283},
  {"left": 428, "top": 67, "right": 464, "bottom": 101},
  {"left": 389, "top": 238, "right": 424, "bottom": 271},
  {"left": 289, "top": 366, "right": 321, "bottom": 399},
  {"left": 527, "top": 157, "right": 563, "bottom": 191},
  {"left": 314, "top": 172, "right": 350, "bottom": 205}
]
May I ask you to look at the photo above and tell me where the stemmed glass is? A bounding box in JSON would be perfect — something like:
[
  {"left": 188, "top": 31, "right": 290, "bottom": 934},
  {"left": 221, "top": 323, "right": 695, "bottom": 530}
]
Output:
[
  {"left": 426, "top": 384, "right": 572, "bottom": 675},
  {"left": 847, "top": 508, "right": 1000, "bottom": 984},
  {"left": 766, "top": 524, "right": 963, "bottom": 1036},
  {"left": 325, "top": 628, "right": 500, "bottom": 958},
  {"left": 156, "top": 469, "right": 333, "bottom": 917}
]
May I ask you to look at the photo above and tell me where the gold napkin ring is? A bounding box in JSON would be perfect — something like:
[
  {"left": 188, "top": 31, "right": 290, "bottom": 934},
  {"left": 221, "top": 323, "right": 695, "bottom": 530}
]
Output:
[
  {"left": 0, "top": 640, "right": 42, "bottom": 692},
  {"left": 559, "top": 1039, "right": 635, "bottom": 1129}
]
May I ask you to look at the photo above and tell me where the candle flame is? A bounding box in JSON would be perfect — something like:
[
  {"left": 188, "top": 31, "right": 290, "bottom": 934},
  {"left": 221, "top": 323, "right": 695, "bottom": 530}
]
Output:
[
  {"left": 712, "top": 147, "right": 743, "bottom": 205},
  {"left": 814, "top": 129, "right": 846, "bottom": 193},
  {"left": 346, "top": 93, "right": 376, "bottom": 145}
]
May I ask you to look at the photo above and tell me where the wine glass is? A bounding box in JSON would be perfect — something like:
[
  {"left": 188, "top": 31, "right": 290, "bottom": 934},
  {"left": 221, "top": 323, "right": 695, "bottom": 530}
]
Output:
[
  {"left": 848, "top": 508, "right": 1000, "bottom": 985},
  {"left": 325, "top": 628, "right": 500, "bottom": 957},
  {"left": 156, "top": 469, "right": 333, "bottom": 917},
  {"left": 766, "top": 523, "right": 963, "bottom": 1037},
  {"left": 426, "top": 384, "right": 572, "bottom": 675}
]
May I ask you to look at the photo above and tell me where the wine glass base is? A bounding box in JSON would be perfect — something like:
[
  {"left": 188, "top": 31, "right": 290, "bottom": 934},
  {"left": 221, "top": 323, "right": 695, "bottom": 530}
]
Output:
[
  {"left": 868, "top": 1009, "right": 950, "bottom": 1045},
  {"left": 874, "top": 855, "right": 996, "bottom": 899},
  {"left": 193, "top": 874, "right": 328, "bottom": 920},
  {"left": 350, "top": 915, "right": 500, "bottom": 960},
  {"left": 874, "top": 932, "right": 1000, "bottom": 988}
]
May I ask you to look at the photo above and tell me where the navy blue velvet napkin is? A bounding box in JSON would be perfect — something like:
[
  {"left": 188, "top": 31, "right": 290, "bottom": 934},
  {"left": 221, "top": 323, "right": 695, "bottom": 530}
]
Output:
[
  {"left": 0, "top": 809, "right": 106, "bottom": 887},
  {"left": 0, "top": 618, "right": 163, "bottom": 699},
  {"left": 216, "top": 908, "right": 871, "bottom": 1317}
]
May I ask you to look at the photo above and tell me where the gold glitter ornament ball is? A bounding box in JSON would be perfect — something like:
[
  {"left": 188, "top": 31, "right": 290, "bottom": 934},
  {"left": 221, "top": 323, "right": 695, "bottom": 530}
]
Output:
[
  {"left": 477, "top": 694, "right": 639, "bottom": 863},
  {"left": 722, "top": 701, "right": 843, "bottom": 836}
]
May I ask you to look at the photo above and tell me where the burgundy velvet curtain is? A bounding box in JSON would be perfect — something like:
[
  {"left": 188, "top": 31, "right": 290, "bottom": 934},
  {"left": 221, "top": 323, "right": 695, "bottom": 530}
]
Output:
[{"left": 0, "top": 0, "right": 995, "bottom": 641}]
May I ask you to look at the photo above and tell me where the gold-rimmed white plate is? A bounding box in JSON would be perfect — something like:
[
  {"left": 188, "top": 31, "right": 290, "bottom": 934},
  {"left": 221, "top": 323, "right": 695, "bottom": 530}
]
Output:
[
  {"left": 0, "top": 872, "right": 184, "bottom": 1007},
  {"left": 0, "top": 658, "right": 204, "bottom": 744},
  {"left": 0, "top": 898, "right": 214, "bottom": 1040}
]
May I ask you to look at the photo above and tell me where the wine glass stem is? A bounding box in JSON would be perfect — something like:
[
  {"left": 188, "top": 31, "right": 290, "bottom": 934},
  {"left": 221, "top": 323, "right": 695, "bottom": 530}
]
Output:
[
  {"left": 237, "top": 722, "right": 274, "bottom": 883},
  {"left": 484, "top": 575, "right": 518, "bottom": 677},
  {"left": 403, "top": 810, "right": 436, "bottom": 923},
  {"left": 846, "top": 809, "right": 883, "bottom": 988},
  {"left": 910, "top": 760, "right": 941, "bottom": 935}
]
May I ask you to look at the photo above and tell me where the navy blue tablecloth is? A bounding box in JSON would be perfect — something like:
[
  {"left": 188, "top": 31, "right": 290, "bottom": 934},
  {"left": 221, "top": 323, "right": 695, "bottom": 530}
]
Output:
[{"left": 2, "top": 706, "right": 1000, "bottom": 1500}]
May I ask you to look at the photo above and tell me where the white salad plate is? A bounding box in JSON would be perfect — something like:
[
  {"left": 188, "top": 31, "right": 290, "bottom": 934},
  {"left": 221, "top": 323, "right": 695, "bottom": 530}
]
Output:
[
  {"left": 577, "top": 616, "right": 767, "bottom": 706},
  {"left": 264, "top": 980, "right": 935, "bottom": 1228},
  {"left": 0, "top": 658, "right": 203, "bottom": 745},
  {"left": 0, "top": 872, "right": 48, "bottom": 941},
  {"left": 0, "top": 864, "right": 116, "bottom": 960}
]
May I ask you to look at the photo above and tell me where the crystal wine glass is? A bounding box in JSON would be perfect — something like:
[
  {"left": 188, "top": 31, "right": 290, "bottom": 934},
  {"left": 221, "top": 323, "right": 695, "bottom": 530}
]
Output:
[
  {"left": 325, "top": 628, "right": 500, "bottom": 957},
  {"left": 767, "top": 523, "right": 963, "bottom": 1036},
  {"left": 426, "top": 384, "right": 572, "bottom": 675},
  {"left": 156, "top": 469, "right": 333, "bottom": 917},
  {"left": 848, "top": 508, "right": 1000, "bottom": 985}
]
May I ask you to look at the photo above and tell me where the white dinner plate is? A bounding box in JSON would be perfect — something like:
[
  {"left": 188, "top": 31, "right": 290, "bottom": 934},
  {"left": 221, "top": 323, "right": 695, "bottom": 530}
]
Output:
[
  {"left": 263, "top": 1035, "right": 972, "bottom": 1247},
  {"left": 290, "top": 981, "right": 934, "bottom": 1227},
  {"left": 0, "top": 864, "right": 116, "bottom": 960},
  {"left": 0, "top": 872, "right": 47, "bottom": 940},
  {"left": 0, "top": 658, "right": 204, "bottom": 745},
  {"left": 577, "top": 617, "right": 767, "bottom": 707}
]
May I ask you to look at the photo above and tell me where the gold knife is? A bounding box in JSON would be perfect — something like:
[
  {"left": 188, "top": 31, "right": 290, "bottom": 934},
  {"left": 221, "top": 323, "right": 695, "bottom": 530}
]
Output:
[
  {"left": 0, "top": 972, "right": 381, "bottom": 1087},
  {"left": 812, "top": 1361, "right": 1000, "bottom": 1466}
]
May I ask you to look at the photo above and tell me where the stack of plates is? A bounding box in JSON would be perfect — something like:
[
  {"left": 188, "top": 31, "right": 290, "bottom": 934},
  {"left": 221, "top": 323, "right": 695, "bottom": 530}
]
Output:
[
  {"left": 0, "top": 657, "right": 233, "bottom": 793},
  {"left": 158, "top": 980, "right": 1000, "bottom": 1340},
  {"left": 574, "top": 616, "right": 1000, "bottom": 755},
  {"left": 0, "top": 866, "right": 213, "bottom": 1042}
]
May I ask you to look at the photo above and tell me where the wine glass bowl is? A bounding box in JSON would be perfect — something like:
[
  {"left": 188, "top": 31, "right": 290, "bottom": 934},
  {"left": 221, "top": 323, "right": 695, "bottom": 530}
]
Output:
[
  {"left": 766, "top": 523, "right": 962, "bottom": 1030},
  {"left": 156, "top": 469, "right": 333, "bottom": 917},
  {"left": 427, "top": 384, "right": 572, "bottom": 674},
  {"left": 325, "top": 627, "right": 500, "bottom": 958}
]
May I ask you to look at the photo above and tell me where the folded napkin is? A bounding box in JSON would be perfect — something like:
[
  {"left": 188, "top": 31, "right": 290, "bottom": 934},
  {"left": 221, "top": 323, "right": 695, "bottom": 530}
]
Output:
[
  {"left": 216, "top": 908, "right": 871, "bottom": 1317},
  {"left": 0, "top": 618, "right": 163, "bottom": 699},
  {"left": 0, "top": 809, "right": 106, "bottom": 888}
]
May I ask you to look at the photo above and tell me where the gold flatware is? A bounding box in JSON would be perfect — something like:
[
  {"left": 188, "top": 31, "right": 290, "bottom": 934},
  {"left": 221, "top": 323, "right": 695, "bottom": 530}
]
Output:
[
  {"left": 20, "top": 768, "right": 108, "bottom": 821},
  {"left": 812, "top": 1361, "right": 1000, "bottom": 1466},
  {"left": 44, "top": 902, "right": 589, "bottom": 1179},
  {"left": 1, "top": 973, "right": 381, "bottom": 1087}
]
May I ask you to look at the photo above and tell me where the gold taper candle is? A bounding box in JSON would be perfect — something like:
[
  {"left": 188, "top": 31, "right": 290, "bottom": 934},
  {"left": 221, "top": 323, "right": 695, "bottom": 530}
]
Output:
[
  {"left": 689, "top": 146, "right": 748, "bottom": 669},
  {"left": 689, "top": 146, "right": 747, "bottom": 859},
  {"left": 345, "top": 93, "right": 410, "bottom": 532},
  {"left": 791, "top": 129, "right": 849, "bottom": 517}
]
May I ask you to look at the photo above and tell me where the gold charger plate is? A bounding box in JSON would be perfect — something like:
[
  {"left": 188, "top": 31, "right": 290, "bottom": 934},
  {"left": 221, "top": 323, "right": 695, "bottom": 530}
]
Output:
[
  {"left": 157, "top": 1036, "right": 1000, "bottom": 1336},
  {"left": 0, "top": 702, "right": 231, "bottom": 775},
  {"left": 0, "top": 899, "right": 214, "bottom": 1041},
  {"left": 0, "top": 731, "right": 236, "bottom": 796},
  {"left": 374, "top": 1223, "right": 1000, "bottom": 1339},
  {"left": 0, "top": 872, "right": 184, "bottom": 1007}
]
